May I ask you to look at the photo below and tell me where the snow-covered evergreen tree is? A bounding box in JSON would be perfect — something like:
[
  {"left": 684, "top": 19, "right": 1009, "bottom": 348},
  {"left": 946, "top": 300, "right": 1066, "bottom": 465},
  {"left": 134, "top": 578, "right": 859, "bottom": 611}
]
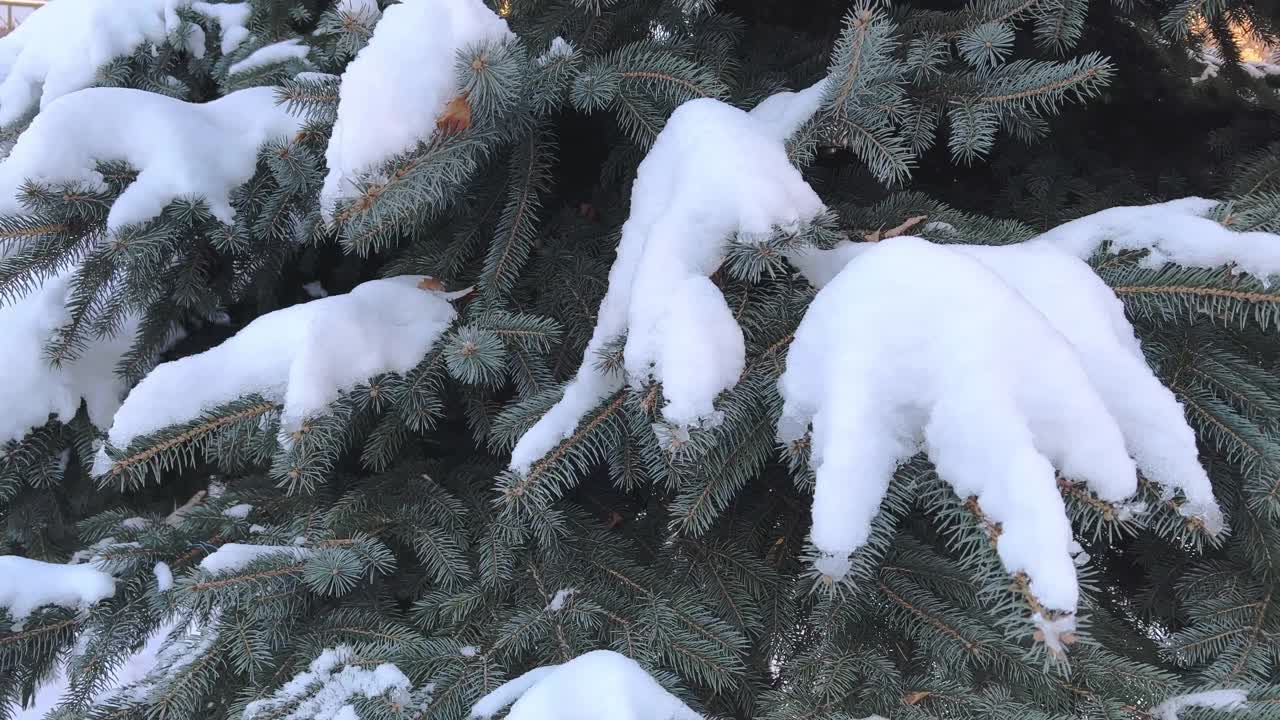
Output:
[{"left": 1, "top": 0, "right": 1279, "bottom": 719}]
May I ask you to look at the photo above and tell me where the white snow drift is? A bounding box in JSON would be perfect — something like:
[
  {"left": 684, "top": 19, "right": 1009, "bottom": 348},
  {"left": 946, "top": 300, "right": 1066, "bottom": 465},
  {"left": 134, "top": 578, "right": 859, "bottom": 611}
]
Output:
[
  {"left": 470, "top": 650, "right": 702, "bottom": 720},
  {"left": 229, "top": 38, "right": 310, "bottom": 76},
  {"left": 508, "top": 92, "right": 827, "bottom": 473},
  {"left": 0, "top": 555, "right": 115, "bottom": 624},
  {"left": 1151, "top": 689, "right": 1249, "bottom": 720},
  {"left": 320, "top": 0, "right": 513, "bottom": 221},
  {"left": 0, "top": 86, "right": 302, "bottom": 230},
  {"left": 98, "top": 277, "right": 463, "bottom": 463},
  {"left": 1035, "top": 196, "right": 1280, "bottom": 281},
  {"left": 0, "top": 86, "right": 301, "bottom": 448},
  {"left": 776, "top": 236, "right": 1225, "bottom": 621},
  {"left": 0, "top": 271, "right": 139, "bottom": 445},
  {"left": 0, "top": 0, "right": 252, "bottom": 129}
]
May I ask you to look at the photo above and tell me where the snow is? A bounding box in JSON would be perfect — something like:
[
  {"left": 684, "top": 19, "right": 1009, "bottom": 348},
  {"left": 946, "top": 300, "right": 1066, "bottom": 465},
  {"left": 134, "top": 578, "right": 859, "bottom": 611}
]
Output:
[
  {"left": 459, "top": 645, "right": 479, "bottom": 657},
  {"left": 0, "top": 271, "right": 138, "bottom": 445},
  {"left": 320, "top": 0, "right": 513, "bottom": 221},
  {"left": 296, "top": 71, "right": 340, "bottom": 83},
  {"left": 98, "top": 277, "right": 462, "bottom": 460},
  {"left": 545, "top": 588, "right": 575, "bottom": 612},
  {"left": 777, "top": 236, "right": 1225, "bottom": 619},
  {"left": 337, "top": 0, "right": 381, "bottom": 16},
  {"left": 0, "top": 556, "right": 115, "bottom": 624},
  {"left": 119, "top": 618, "right": 220, "bottom": 705},
  {"left": 1068, "top": 540, "right": 1090, "bottom": 567},
  {"left": 9, "top": 619, "right": 178, "bottom": 720},
  {"left": 1151, "top": 689, "right": 1248, "bottom": 720},
  {"left": 222, "top": 503, "right": 253, "bottom": 519},
  {"left": 1032, "top": 612, "right": 1076, "bottom": 656},
  {"left": 69, "top": 537, "right": 127, "bottom": 565},
  {"left": 954, "top": 242, "right": 1223, "bottom": 532},
  {"left": 303, "top": 281, "right": 329, "bottom": 298},
  {"left": 153, "top": 561, "right": 173, "bottom": 591},
  {"left": 197, "top": 543, "right": 310, "bottom": 574},
  {"left": 745, "top": 78, "right": 829, "bottom": 142},
  {"left": 1193, "top": 47, "right": 1280, "bottom": 84},
  {"left": 189, "top": 2, "right": 251, "bottom": 55},
  {"left": 0, "top": 86, "right": 301, "bottom": 230},
  {"left": 1035, "top": 197, "right": 1280, "bottom": 284},
  {"left": 243, "top": 646, "right": 413, "bottom": 720},
  {"left": 536, "top": 36, "right": 576, "bottom": 66},
  {"left": 509, "top": 93, "right": 825, "bottom": 473},
  {"left": 120, "top": 517, "right": 149, "bottom": 530},
  {"left": 229, "top": 38, "right": 310, "bottom": 75},
  {"left": 470, "top": 650, "right": 702, "bottom": 720},
  {"left": 0, "top": 0, "right": 248, "bottom": 129}
]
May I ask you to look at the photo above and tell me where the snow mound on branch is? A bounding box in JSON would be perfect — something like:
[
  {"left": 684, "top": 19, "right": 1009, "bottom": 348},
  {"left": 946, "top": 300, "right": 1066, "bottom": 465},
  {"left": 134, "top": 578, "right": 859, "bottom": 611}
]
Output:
[
  {"left": 190, "top": 2, "right": 251, "bottom": 54},
  {"left": 1152, "top": 689, "right": 1248, "bottom": 720},
  {"left": 198, "top": 543, "right": 311, "bottom": 574},
  {"left": 470, "top": 650, "right": 702, "bottom": 720},
  {"left": 779, "top": 236, "right": 1223, "bottom": 617},
  {"left": 746, "top": 77, "right": 829, "bottom": 141},
  {"left": 243, "top": 646, "right": 414, "bottom": 720},
  {"left": 955, "top": 242, "right": 1222, "bottom": 529},
  {"left": 319, "top": 0, "right": 513, "bottom": 222},
  {"left": 99, "top": 277, "right": 461, "bottom": 458},
  {"left": 0, "top": 555, "right": 115, "bottom": 624},
  {"left": 0, "top": 0, "right": 251, "bottom": 128},
  {"left": 509, "top": 95, "right": 825, "bottom": 473},
  {"left": 545, "top": 588, "right": 574, "bottom": 612},
  {"left": 0, "top": 271, "right": 139, "bottom": 445},
  {"left": 153, "top": 561, "right": 173, "bottom": 591},
  {"left": 1036, "top": 197, "right": 1280, "bottom": 282},
  {"left": 0, "top": 86, "right": 301, "bottom": 230},
  {"left": 229, "top": 39, "right": 311, "bottom": 75}
]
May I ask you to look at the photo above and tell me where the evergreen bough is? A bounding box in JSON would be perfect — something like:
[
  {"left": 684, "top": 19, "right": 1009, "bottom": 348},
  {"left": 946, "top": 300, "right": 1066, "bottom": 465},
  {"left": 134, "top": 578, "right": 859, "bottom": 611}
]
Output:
[{"left": 0, "top": 0, "right": 1278, "bottom": 719}]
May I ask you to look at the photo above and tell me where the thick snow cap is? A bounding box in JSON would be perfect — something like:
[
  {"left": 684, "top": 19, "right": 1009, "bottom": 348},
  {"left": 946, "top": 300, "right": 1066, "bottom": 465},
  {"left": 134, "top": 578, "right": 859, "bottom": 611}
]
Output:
[
  {"left": 778, "top": 236, "right": 1227, "bottom": 623},
  {"left": 99, "top": 277, "right": 463, "bottom": 467},
  {"left": 508, "top": 93, "right": 827, "bottom": 473},
  {"left": 470, "top": 650, "right": 703, "bottom": 720},
  {"left": 0, "top": 86, "right": 301, "bottom": 230},
  {"left": 320, "top": 0, "right": 513, "bottom": 221},
  {"left": 0, "top": 0, "right": 251, "bottom": 130}
]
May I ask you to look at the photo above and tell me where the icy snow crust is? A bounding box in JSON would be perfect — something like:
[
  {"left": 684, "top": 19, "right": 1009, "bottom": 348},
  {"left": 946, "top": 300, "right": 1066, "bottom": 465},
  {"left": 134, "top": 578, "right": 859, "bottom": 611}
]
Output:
[
  {"left": 0, "top": 271, "right": 138, "bottom": 445},
  {"left": 470, "top": 650, "right": 703, "bottom": 720},
  {"left": 0, "top": 86, "right": 301, "bottom": 230},
  {"left": 320, "top": 0, "right": 513, "bottom": 221},
  {"left": 0, "top": 0, "right": 251, "bottom": 128},
  {"left": 243, "top": 645, "right": 413, "bottom": 720},
  {"left": 101, "top": 277, "right": 459, "bottom": 458},
  {"left": 508, "top": 96, "right": 825, "bottom": 472},
  {"left": 0, "top": 555, "right": 115, "bottom": 623}
]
